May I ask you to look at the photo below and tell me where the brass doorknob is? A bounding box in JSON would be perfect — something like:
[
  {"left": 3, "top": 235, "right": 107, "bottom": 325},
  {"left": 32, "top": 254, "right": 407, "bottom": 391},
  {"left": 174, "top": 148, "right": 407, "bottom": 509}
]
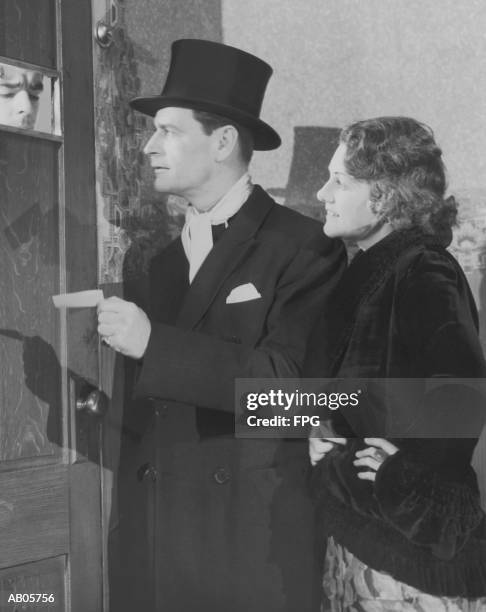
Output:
[
  {"left": 76, "top": 389, "right": 108, "bottom": 417},
  {"left": 94, "top": 21, "right": 114, "bottom": 48}
]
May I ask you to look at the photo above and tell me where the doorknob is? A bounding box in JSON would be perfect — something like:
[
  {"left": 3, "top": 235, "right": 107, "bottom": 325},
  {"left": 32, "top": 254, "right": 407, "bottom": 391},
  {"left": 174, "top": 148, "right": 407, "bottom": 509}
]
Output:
[
  {"left": 76, "top": 389, "right": 108, "bottom": 417},
  {"left": 94, "top": 20, "right": 114, "bottom": 48}
]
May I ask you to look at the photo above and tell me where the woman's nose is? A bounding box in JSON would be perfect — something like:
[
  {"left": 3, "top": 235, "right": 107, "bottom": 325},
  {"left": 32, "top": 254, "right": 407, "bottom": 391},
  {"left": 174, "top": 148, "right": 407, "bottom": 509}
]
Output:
[{"left": 317, "top": 180, "right": 333, "bottom": 203}]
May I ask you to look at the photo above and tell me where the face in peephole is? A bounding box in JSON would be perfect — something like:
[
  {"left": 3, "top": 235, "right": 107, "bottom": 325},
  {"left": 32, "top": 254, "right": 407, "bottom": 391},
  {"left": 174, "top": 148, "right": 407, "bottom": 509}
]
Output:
[{"left": 0, "top": 63, "right": 44, "bottom": 130}]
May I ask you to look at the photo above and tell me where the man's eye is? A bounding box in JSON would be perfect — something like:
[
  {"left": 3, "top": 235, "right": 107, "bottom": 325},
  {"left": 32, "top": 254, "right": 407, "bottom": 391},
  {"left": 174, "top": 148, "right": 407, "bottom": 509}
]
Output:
[{"left": 29, "top": 93, "right": 40, "bottom": 101}]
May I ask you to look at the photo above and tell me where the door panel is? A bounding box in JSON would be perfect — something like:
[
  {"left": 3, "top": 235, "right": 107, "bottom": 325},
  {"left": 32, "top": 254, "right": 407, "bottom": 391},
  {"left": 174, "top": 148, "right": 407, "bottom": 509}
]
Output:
[
  {"left": 0, "top": 557, "right": 66, "bottom": 610},
  {"left": 0, "top": 0, "right": 57, "bottom": 68},
  {"left": 0, "top": 466, "right": 68, "bottom": 567},
  {"left": 0, "top": 1, "right": 103, "bottom": 610},
  {"left": 0, "top": 133, "right": 61, "bottom": 462}
]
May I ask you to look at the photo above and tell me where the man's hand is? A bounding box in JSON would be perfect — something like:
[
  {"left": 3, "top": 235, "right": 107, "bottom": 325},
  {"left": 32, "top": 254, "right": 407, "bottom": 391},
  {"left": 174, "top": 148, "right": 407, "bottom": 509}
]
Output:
[
  {"left": 309, "top": 425, "right": 347, "bottom": 466},
  {"left": 97, "top": 296, "right": 151, "bottom": 359}
]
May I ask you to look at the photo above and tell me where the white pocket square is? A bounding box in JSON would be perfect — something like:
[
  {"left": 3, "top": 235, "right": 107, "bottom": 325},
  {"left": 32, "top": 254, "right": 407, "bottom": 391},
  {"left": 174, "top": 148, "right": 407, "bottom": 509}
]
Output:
[{"left": 226, "top": 283, "right": 261, "bottom": 304}]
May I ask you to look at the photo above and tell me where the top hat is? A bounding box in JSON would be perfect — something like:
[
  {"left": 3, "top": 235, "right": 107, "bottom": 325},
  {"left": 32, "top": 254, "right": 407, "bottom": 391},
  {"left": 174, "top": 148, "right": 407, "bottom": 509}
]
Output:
[{"left": 130, "top": 39, "right": 281, "bottom": 151}]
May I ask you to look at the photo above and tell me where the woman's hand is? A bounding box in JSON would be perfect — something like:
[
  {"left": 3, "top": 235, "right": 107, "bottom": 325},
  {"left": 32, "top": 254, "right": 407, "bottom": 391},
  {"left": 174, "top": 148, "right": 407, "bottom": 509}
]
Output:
[
  {"left": 309, "top": 425, "right": 347, "bottom": 466},
  {"left": 353, "top": 438, "right": 399, "bottom": 481}
]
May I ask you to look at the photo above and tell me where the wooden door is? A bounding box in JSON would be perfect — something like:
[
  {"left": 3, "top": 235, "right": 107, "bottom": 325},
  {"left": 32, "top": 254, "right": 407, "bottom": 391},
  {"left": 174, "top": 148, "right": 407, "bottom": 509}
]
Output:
[{"left": 0, "top": 1, "right": 104, "bottom": 610}]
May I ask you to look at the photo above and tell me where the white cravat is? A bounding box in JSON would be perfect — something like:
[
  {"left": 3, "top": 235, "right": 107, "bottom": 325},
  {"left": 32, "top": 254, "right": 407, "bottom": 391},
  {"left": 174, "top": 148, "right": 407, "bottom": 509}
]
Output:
[{"left": 181, "top": 173, "right": 253, "bottom": 283}]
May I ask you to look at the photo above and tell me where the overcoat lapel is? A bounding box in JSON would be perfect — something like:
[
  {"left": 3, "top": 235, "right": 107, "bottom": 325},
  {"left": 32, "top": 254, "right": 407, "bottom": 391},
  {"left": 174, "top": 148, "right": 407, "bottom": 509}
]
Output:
[
  {"left": 176, "top": 186, "right": 274, "bottom": 330},
  {"left": 151, "top": 237, "right": 189, "bottom": 325}
]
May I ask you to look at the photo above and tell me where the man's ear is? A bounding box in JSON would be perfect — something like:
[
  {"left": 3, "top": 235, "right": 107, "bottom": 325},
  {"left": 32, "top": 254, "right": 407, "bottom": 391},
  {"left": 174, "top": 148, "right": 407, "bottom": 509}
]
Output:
[{"left": 213, "top": 125, "right": 239, "bottom": 162}]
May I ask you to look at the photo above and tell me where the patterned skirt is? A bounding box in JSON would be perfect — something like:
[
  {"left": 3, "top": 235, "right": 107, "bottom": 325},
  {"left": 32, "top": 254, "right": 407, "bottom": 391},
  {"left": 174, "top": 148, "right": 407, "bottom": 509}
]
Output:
[{"left": 322, "top": 537, "right": 486, "bottom": 612}]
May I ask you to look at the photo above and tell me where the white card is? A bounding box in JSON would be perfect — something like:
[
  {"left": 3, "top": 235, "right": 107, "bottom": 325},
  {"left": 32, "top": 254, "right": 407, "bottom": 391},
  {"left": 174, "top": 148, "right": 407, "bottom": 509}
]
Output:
[{"left": 52, "top": 289, "right": 104, "bottom": 309}]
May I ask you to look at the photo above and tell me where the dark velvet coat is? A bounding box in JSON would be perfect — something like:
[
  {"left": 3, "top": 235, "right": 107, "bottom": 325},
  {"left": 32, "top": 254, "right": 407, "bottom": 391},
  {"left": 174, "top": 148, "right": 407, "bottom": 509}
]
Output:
[
  {"left": 122, "top": 186, "right": 345, "bottom": 612},
  {"left": 307, "top": 228, "right": 486, "bottom": 598}
]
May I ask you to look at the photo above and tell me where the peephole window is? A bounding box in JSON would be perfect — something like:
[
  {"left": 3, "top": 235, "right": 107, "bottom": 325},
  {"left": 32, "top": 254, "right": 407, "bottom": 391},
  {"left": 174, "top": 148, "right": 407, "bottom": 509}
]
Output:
[{"left": 0, "top": 62, "right": 60, "bottom": 135}]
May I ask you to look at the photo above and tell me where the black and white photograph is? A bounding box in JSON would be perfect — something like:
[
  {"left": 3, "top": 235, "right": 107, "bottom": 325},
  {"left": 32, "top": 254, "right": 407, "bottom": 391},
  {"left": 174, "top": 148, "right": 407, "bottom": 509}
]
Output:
[{"left": 0, "top": 1, "right": 485, "bottom": 610}]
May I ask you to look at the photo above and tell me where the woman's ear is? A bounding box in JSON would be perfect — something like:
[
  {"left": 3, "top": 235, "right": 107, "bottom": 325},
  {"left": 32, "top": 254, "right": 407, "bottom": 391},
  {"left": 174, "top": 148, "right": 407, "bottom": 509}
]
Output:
[
  {"left": 367, "top": 196, "right": 393, "bottom": 232},
  {"left": 367, "top": 186, "right": 389, "bottom": 221}
]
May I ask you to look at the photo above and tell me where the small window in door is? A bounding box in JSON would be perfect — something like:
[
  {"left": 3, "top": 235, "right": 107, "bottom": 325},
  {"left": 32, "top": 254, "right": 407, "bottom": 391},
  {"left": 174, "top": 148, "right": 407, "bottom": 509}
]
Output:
[{"left": 0, "top": 58, "right": 60, "bottom": 136}]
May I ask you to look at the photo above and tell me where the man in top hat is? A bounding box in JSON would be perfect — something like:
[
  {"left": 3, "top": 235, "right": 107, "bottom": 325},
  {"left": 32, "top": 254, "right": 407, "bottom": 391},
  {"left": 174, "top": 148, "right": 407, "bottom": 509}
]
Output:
[{"left": 98, "top": 39, "right": 345, "bottom": 612}]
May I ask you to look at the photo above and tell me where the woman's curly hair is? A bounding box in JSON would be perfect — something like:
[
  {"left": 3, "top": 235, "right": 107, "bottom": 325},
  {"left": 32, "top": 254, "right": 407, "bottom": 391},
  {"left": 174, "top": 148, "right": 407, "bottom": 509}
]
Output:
[{"left": 340, "top": 117, "right": 457, "bottom": 237}]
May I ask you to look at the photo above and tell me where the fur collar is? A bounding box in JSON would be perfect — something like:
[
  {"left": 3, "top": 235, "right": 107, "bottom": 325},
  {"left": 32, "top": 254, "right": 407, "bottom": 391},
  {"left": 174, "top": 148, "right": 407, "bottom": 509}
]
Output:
[{"left": 305, "top": 228, "right": 446, "bottom": 376}]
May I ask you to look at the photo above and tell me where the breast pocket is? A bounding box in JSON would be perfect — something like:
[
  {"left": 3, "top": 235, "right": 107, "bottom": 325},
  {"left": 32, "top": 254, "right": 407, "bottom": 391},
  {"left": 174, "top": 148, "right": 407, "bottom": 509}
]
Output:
[{"left": 222, "top": 296, "right": 268, "bottom": 345}]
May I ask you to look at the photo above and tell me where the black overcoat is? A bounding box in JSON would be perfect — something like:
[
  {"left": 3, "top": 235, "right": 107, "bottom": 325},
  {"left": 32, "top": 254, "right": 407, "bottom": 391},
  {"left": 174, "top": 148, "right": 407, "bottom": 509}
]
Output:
[{"left": 123, "top": 185, "right": 345, "bottom": 612}]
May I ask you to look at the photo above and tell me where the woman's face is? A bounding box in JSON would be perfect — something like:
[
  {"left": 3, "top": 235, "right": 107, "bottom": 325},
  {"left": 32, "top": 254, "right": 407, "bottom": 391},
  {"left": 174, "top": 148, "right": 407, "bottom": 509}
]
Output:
[{"left": 317, "top": 143, "right": 390, "bottom": 249}]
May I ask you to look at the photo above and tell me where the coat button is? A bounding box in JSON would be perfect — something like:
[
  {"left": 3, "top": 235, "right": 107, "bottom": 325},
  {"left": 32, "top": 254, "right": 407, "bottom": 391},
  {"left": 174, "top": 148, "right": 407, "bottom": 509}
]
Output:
[
  {"left": 155, "top": 404, "right": 168, "bottom": 418},
  {"left": 213, "top": 467, "right": 230, "bottom": 484},
  {"left": 137, "top": 462, "right": 158, "bottom": 482}
]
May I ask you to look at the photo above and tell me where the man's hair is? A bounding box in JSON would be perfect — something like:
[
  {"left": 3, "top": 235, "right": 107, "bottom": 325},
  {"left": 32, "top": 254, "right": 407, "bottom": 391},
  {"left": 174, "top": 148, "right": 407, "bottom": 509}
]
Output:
[
  {"left": 192, "top": 109, "right": 254, "bottom": 164},
  {"left": 340, "top": 116, "right": 457, "bottom": 237}
]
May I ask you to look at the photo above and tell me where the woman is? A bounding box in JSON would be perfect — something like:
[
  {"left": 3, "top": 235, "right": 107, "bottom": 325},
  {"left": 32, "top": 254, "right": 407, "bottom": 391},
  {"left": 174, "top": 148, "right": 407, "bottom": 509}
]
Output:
[{"left": 306, "top": 117, "right": 486, "bottom": 610}]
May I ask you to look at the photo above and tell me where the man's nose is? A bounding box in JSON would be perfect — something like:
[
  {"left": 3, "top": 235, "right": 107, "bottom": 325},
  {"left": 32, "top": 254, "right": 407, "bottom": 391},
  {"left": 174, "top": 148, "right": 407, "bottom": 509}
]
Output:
[
  {"left": 317, "top": 180, "right": 333, "bottom": 203},
  {"left": 143, "top": 131, "right": 162, "bottom": 156},
  {"left": 13, "top": 90, "right": 33, "bottom": 115}
]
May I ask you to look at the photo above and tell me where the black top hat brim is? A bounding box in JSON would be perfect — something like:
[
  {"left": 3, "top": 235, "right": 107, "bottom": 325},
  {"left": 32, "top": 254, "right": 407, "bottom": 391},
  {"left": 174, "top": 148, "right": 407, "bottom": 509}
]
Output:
[{"left": 129, "top": 95, "right": 281, "bottom": 151}]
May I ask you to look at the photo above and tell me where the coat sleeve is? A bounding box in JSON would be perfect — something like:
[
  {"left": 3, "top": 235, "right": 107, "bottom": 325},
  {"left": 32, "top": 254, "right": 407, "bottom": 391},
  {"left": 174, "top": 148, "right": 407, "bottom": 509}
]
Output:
[
  {"left": 373, "top": 248, "right": 486, "bottom": 560},
  {"left": 374, "top": 445, "right": 485, "bottom": 560},
  {"left": 395, "top": 248, "right": 485, "bottom": 379},
  {"left": 133, "top": 234, "right": 346, "bottom": 411}
]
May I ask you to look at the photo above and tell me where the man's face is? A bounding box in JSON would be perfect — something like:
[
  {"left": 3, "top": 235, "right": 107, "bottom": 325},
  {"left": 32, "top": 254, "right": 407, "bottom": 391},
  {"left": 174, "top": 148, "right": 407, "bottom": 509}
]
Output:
[
  {"left": 143, "top": 107, "right": 216, "bottom": 205},
  {"left": 0, "top": 64, "right": 43, "bottom": 130}
]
